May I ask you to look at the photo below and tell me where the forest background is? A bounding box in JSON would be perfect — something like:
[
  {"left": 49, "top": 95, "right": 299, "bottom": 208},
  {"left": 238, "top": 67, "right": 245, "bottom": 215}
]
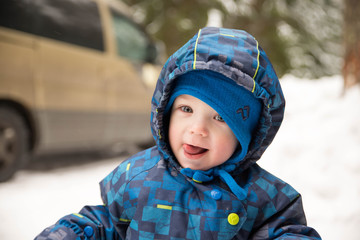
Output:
[{"left": 123, "top": 0, "right": 360, "bottom": 89}]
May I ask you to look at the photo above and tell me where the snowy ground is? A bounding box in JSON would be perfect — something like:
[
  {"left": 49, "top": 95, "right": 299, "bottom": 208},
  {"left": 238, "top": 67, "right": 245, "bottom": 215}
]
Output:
[{"left": 0, "top": 75, "right": 359, "bottom": 240}]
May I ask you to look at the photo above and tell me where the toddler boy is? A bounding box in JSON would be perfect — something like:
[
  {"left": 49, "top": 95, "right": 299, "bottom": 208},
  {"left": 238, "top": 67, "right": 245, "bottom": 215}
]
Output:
[{"left": 36, "top": 27, "right": 321, "bottom": 239}]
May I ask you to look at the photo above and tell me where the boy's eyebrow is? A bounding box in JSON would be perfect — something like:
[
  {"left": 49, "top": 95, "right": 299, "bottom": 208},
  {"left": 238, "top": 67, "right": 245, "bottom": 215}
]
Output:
[{"left": 174, "top": 95, "right": 192, "bottom": 102}]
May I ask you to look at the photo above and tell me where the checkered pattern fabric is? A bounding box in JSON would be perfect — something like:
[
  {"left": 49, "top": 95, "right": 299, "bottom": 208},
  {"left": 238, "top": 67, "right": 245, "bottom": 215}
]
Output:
[{"left": 35, "top": 27, "right": 321, "bottom": 239}]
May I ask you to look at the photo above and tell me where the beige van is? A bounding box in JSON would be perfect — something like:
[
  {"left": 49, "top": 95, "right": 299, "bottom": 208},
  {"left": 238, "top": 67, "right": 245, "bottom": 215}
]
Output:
[{"left": 0, "top": 0, "right": 162, "bottom": 181}]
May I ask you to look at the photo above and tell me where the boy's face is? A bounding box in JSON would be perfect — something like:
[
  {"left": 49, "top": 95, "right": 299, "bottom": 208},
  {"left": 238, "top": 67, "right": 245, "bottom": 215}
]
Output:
[{"left": 168, "top": 94, "right": 238, "bottom": 171}]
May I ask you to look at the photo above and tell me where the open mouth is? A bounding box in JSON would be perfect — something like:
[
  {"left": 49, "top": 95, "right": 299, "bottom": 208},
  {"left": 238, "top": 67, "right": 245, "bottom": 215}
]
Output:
[{"left": 183, "top": 144, "right": 208, "bottom": 159}]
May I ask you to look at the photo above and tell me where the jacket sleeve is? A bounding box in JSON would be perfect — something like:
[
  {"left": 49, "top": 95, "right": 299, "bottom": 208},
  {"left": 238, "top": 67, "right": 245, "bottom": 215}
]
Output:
[
  {"left": 35, "top": 147, "right": 157, "bottom": 240},
  {"left": 250, "top": 195, "right": 321, "bottom": 240},
  {"left": 34, "top": 204, "right": 120, "bottom": 240},
  {"left": 35, "top": 160, "right": 131, "bottom": 240}
]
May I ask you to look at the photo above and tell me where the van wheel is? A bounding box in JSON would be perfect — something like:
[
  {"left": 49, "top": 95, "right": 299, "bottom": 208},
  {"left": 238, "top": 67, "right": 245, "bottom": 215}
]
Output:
[{"left": 0, "top": 107, "right": 29, "bottom": 182}]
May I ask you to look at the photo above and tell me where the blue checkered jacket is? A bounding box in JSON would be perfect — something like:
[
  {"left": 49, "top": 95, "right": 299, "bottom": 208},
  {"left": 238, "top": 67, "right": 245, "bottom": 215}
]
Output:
[{"left": 35, "top": 27, "right": 321, "bottom": 240}]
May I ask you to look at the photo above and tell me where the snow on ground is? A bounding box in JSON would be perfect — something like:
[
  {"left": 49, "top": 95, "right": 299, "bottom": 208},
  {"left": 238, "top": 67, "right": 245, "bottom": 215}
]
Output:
[{"left": 0, "top": 75, "right": 359, "bottom": 240}]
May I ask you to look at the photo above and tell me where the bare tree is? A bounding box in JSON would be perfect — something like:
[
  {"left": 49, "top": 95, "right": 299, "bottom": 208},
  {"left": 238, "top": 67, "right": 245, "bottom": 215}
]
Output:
[{"left": 343, "top": 0, "right": 360, "bottom": 89}]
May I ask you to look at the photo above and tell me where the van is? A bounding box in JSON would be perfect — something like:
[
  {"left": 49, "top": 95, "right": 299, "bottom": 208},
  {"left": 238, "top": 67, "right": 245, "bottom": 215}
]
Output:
[{"left": 0, "top": 0, "right": 162, "bottom": 181}]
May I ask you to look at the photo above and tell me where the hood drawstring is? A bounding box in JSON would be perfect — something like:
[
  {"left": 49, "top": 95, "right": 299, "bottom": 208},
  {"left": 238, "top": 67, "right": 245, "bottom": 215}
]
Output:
[{"left": 180, "top": 164, "right": 247, "bottom": 200}]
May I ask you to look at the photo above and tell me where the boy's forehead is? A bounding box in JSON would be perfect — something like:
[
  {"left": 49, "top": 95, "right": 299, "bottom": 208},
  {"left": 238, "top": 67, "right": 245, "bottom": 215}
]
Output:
[
  {"left": 174, "top": 94, "right": 214, "bottom": 107},
  {"left": 174, "top": 94, "right": 197, "bottom": 102},
  {"left": 172, "top": 94, "right": 222, "bottom": 115}
]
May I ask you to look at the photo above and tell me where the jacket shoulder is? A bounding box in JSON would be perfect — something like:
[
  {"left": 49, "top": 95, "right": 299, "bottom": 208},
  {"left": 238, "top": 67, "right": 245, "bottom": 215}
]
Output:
[
  {"left": 246, "top": 164, "right": 299, "bottom": 203},
  {"left": 240, "top": 164, "right": 301, "bottom": 231}
]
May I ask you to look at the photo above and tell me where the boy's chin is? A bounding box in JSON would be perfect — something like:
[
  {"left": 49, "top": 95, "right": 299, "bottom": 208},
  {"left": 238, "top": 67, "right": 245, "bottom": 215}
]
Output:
[{"left": 178, "top": 160, "right": 210, "bottom": 171}]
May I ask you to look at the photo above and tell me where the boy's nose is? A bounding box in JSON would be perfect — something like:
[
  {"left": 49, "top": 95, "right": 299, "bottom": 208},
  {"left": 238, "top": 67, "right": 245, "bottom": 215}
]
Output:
[{"left": 189, "top": 118, "right": 208, "bottom": 137}]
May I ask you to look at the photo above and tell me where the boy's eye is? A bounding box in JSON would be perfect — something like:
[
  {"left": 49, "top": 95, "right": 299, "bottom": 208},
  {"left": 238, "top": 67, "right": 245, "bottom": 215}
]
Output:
[
  {"left": 214, "top": 115, "right": 225, "bottom": 122},
  {"left": 181, "top": 106, "right": 192, "bottom": 113}
]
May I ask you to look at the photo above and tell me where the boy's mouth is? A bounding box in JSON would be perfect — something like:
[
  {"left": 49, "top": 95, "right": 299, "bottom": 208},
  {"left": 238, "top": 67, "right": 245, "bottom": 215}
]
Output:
[{"left": 183, "top": 144, "right": 208, "bottom": 159}]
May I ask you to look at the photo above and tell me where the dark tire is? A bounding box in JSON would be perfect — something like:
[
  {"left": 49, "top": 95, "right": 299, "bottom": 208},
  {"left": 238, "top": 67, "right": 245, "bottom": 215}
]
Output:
[{"left": 0, "top": 106, "right": 29, "bottom": 182}]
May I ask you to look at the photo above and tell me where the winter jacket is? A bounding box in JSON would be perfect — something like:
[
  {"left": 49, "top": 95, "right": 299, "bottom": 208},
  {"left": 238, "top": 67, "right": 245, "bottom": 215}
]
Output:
[{"left": 35, "top": 27, "right": 321, "bottom": 240}]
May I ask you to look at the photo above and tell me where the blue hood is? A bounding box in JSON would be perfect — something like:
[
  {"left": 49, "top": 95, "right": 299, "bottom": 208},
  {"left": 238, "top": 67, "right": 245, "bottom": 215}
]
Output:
[{"left": 150, "top": 27, "right": 285, "bottom": 172}]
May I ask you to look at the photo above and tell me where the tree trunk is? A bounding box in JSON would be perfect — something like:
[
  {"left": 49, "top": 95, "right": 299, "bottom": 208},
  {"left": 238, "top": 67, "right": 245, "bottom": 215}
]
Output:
[{"left": 343, "top": 0, "right": 360, "bottom": 89}]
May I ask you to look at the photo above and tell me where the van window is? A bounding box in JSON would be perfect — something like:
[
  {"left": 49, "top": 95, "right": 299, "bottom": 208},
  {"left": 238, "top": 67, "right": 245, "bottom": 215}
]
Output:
[
  {"left": 0, "top": 0, "right": 36, "bottom": 35},
  {"left": 110, "top": 10, "right": 148, "bottom": 62},
  {"left": 34, "top": 0, "right": 104, "bottom": 51},
  {"left": 0, "top": 0, "right": 104, "bottom": 51}
]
